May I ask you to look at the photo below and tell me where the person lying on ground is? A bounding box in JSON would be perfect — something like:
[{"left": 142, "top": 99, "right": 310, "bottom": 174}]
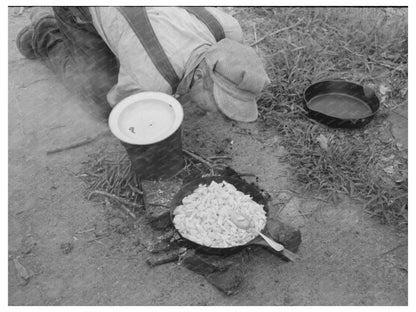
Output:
[{"left": 16, "top": 7, "right": 270, "bottom": 122}]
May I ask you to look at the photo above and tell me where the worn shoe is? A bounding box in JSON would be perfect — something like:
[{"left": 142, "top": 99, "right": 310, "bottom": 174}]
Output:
[
  {"left": 29, "top": 9, "right": 53, "bottom": 25},
  {"left": 16, "top": 25, "right": 36, "bottom": 59},
  {"left": 16, "top": 11, "right": 55, "bottom": 60}
]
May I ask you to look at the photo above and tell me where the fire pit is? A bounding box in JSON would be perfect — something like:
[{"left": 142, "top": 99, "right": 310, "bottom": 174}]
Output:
[{"left": 144, "top": 172, "right": 302, "bottom": 295}]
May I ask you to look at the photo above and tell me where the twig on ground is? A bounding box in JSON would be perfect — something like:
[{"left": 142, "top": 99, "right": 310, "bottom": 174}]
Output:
[
  {"left": 86, "top": 236, "right": 108, "bottom": 243},
  {"left": 46, "top": 131, "right": 110, "bottom": 155},
  {"left": 138, "top": 178, "right": 148, "bottom": 211},
  {"left": 368, "top": 58, "right": 407, "bottom": 73},
  {"left": 120, "top": 204, "right": 137, "bottom": 219},
  {"left": 127, "top": 183, "right": 144, "bottom": 195},
  {"left": 385, "top": 103, "right": 407, "bottom": 113},
  {"left": 342, "top": 46, "right": 364, "bottom": 58},
  {"left": 49, "top": 124, "right": 66, "bottom": 131},
  {"left": 208, "top": 155, "right": 232, "bottom": 160},
  {"left": 250, "top": 18, "right": 304, "bottom": 47},
  {"left": 147, "top": 203, "right": 170, "bottom": 208},
  {"left": 88, "top": 239, "right": 108, "bottom": 250},
  {"left": 88, "top": 190, "right": 142, "bottom": 210},
  {"left": 183, "top": 149, "right": 214, "bottom": 168},
  {"left": 379, "top": 244, "right": 406, "bottom": 256},
  {"left": 19, "top": 78, "right": 50, "bottom": 89},
  {"left": 75, "top": 228, "right": 96, "bottom": 234},
  {"left": 390, "top": 110, "right": 408, "bottom": 120}
]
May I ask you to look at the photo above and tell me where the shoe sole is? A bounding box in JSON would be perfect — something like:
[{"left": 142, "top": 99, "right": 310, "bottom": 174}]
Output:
[{"left": 16, "top": 25, "right": 36, "bottom": 59}]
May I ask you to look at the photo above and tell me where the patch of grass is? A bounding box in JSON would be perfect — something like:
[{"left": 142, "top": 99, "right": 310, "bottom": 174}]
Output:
[
  {"left": 265, "top": 110, "right": 407, "bottom": 225},
  {"left": 78, "top": 151, "right": 226, "bottom": 212},
  {"left": 234, "top": 7, "right": 408, "bottom": 226}
]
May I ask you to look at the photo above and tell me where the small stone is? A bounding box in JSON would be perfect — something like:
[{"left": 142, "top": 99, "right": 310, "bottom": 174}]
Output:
[
  {"left": 276, "top": 192, "right": 292, "bottom": 202},
  {"left": 13, "top": 257, "right": 31, "bottom": 285},
  {"left": 60, "top": 242, "right": 74, "bottom": 255}
]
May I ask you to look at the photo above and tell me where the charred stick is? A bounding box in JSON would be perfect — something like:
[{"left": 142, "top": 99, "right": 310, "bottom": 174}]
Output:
[{"left": 145, "top": 248, "right": 186, "bottom": 267}]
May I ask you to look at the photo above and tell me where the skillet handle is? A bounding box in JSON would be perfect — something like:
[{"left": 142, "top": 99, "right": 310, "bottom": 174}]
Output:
[
  {"left": 249, "top": 235, "right": 270, "bottom": 248},
  {"left": 248, "top": 236, "right": 300, "bottom": 262},
  {"left": 279, "top": 249, "right": 300, "bottom": 262}
]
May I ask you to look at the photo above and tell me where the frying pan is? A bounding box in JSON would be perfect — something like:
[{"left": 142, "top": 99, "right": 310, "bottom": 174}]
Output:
[
  {"left": 303, "top": 80, "right": 380, "bottom": 128},
  {"left": 169, "top": 176, "right": 272, "bottom": 255}
]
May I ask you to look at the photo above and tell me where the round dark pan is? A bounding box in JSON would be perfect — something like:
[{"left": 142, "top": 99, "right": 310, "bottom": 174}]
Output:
[
  {"left": 169, "top": 176, "right": 270, "bottom": 256},
  {"left": 303, "top": 80, "right": 380, "bottom": 128}
]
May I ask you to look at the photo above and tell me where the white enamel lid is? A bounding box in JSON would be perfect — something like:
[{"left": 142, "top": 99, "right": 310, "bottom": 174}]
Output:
[{"left": 108, "top": 92, "right": 184, "bottom": 145}]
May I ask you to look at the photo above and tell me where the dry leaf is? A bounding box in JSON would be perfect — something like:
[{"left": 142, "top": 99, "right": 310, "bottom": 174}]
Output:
[
  {"left": 316, "top": 134, "right": 329, "bottom": 151},
  {"left": 379, "top": 85, "right": 390, "bottom": 95}
]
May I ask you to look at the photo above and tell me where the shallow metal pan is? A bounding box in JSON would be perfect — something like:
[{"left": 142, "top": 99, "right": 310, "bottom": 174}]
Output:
[{"left": 303, "top": 80, "right": 380, "bottom": 128}]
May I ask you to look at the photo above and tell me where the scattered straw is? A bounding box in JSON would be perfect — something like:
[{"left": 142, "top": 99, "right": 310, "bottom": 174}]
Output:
[
  {"left": 78, "top": 153, "right": 145, "bottom": 214},
  {"left": 78, "top": 149, "right": 230, "bottom": 216}
]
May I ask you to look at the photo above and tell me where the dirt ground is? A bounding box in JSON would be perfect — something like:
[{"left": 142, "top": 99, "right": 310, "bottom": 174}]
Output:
[{"left": 8, "top": 8, "right": 408, "bottom": 306}]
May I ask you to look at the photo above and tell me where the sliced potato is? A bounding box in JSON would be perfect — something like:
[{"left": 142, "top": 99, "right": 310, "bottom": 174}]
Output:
[{"left": 173, "top": 181, "right": 266, "bottom": 248}]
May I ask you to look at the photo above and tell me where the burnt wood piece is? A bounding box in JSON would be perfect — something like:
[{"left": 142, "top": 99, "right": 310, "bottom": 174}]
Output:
[
  {"left": 145, "top": 248, "right": 183, "bottom": 267},
  {"left": 180, "top": 249, "right": 246, "bottom": 296}
]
